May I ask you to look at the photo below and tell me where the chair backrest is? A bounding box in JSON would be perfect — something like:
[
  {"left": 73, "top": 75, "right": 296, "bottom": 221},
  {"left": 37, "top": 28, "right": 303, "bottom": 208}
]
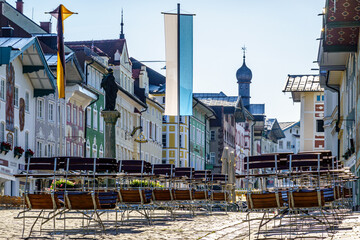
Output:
[
  {"left": 212, "top": 192, "right": 227, "bottom": 201},
  {"left": 211, "top": 174, "right": 228, "bottom": 183},
  {"left": 245, "top": 155, "right": 281, "bottom": 171},
  {"left": 194, "top": 170, "right": 209, "bottom": 180},
  {"left": 174, "top": 189, "right": 192, "bottom": 200},
  {"left": 25, "top": 193, "right": 61, "bottom": 209},
  {"left": 247, "top": 192, "right": 284, "bottom": 209},
  {"left": 152, "top": 189, "right": 173, "bottom": 201},
  {"left": 25, "top": 157, "right": 60, "bottom": 171},
  {"left": 98, "top": 191, "right": 118, "bottom": 209},
  {"left": 118, "top": 189, "right": 148, "bottom": 204},
  {"left": 175, "top": 167, "right": 194, "bottom": 178},
  {"left": 118, "top": 160, "right": 152, "bottom": 174},
  {"left": 288, "top": 190, "right": 325, "bottom": 208},
  {"left": 193, "top": 190, "right": 207, "bottom": 200},
  {"left": 288, "top": 153, "right": 323, "bottom": 169},
  {"left": 152, "top": 164, "right": 174, "bottom": 177},
  {"left": 65, "top": 192, "right": 100, "bottom": 210}
]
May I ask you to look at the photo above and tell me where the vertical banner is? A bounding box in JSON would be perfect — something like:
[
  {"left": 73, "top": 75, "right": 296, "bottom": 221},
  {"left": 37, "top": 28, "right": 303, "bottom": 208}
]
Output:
[
  {"left": 6, "top": 63, "right": 14, "bottom": 132},
  {"left": 50, "top": 4, "right": 74, "bottom": 99},
  {"left": 164, "top": 12, "right": 193, "bottom": 116}
]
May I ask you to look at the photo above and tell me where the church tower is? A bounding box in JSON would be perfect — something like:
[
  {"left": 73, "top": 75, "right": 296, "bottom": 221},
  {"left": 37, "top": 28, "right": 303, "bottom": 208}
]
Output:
[{"left": 236, "top": 47, "right": 252, "bottom": 108}]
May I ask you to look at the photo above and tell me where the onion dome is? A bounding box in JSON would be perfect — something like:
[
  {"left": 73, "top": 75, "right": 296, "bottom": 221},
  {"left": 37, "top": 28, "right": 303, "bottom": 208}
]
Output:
[{"left": 236, "top": 50, "right": 252, "bottom": 83}]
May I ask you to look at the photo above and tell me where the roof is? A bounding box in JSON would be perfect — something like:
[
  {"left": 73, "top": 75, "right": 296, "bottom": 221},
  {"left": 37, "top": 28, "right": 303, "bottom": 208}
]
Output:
[
  {"left": 283, "top": 75, "right": 323, "bottom": 92},
  {"left": 66, "top": 39, "right": 126, "bottom": 65},
  {"left": 131, "top": 57, "right": 166, "bottom": 86},
  {"left": 264, "top": 118, "right": 285, "bottom": 142},
  {"left": 283, "top": 74, "right": 323, "bottom": 102},
  {"left": 279, "top": 121, "right": 300, "bottom": 131},
  {"left": 0, "top": 0, "right": 47, "bottom": 35},
  {"left": 198, "top": 98, "right": 236, "bottom": 107},
  {"left": 193, "top": 97, "right": 217, "bottom": 119},
  {"left": 44, "top": 52, "right": 85, "bottom": 84},
  {"left": 0, "top": 37, "right": 55, "bottom": 96},
  {"left": 194, "top": 92, "right": 238, "bottom": 102}
]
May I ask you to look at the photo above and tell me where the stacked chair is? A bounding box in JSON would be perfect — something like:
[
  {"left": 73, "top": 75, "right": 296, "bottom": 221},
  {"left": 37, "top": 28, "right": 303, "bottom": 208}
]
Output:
[
  {"left": 237, "top": 151, "right": 357, "bottom": 239},
  {"left": 15, "top": 157, "right": 232, "bottom": 237}
]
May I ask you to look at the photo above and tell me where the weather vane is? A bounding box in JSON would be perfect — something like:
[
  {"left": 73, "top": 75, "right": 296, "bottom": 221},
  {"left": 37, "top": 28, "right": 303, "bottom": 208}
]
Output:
[{"left": 242, "top": 45, "right": 247, "bottom": 59}]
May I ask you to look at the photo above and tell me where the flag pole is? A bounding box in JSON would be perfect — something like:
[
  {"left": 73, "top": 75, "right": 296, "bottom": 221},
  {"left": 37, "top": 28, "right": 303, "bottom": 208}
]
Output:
[{"left": 177, "top": 3, "right": 181, "bottom": 167}]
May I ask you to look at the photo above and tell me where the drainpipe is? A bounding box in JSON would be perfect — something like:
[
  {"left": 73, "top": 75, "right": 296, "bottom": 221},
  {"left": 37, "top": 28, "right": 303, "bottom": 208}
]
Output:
[
  {"left": 83, "top": 59, "right": 96, "bottom": 157},
  {"left": 325, "top": 72, "right": 341, "bottom": 162}
]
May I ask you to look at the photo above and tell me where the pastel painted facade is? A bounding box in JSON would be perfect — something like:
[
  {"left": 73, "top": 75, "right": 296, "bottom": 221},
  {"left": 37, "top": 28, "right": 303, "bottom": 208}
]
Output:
[
  {"left": 283, "top": 75, "right": 325, "bottom": 152},
  {"left": 190, "top": 99, "right": 214, "bottom": 170},
  {"left": 317, "top": 0, "right": 360, "bottom": 209},
  {"left": 0, "top": 37, "right": 55, "bottom": 196},
  {"left": 132, "top": 62, "right": 164, "bottom": 164},
  {"left": 277, "top": 121, "right": 300, "bottom": 154},
  {"left": 67, "top": 45, "right": 108, "bottom": 158}
]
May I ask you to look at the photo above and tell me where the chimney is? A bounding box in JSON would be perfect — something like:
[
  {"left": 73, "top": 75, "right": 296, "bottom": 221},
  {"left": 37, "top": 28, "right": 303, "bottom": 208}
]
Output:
[
  {"left": 40, "top": 21, "right": 52, "bottom": 33},
  {"left": 2, "top": 26, "right": 14, "bottom": 37},
  {"left": 16, "top": 0, "right": 23, "bottom": 14}
]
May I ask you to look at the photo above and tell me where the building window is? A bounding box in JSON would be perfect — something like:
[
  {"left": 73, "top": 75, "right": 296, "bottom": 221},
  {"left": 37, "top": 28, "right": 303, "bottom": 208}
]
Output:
[
  {"left": 162, "top": 134, "right": 167, "bottom": 147},
  {"left": 99, "top": 109, "right": 104, "bottom": 132},
  {"left": 87, "top": 108, "right": 91, "bottom": 127},
  {"left": 210, "top": 152, "right": 215, "bottom": 164},
  {"left": 37, "top": 99, "right": 44, "bottom": 119},
  {"left": 57, "top": 105, "right": 60, "bottom": 124},
  {"left": 92, "top": 143, "right": 97, "bottom": 157},
  {"left": 0, "top": 122, "right": 4, "bottom": 142},
  {"left": 79, "top": 145, "right": 83, "bottom": 157},
  {"left": 210, "top": 130, "right": 215, "bottom": 141},
  {"left": 86, "top": 140, "right": 90, "bottom": 157},
  {"left": 316, "top": 120, "right": 324, "bottom": 132},
  {"left": 37, "top": 141, "right": 42, "bottom": 157},
  {"left": 79, "top": 111, "right": 83, "bottom": 128},
  {"left": 93, "top": 106, "right": 98, "bottom": 130},
  {"left": 99, "top": 145, "right": 103, "bottom": 158},
  {"left": 44, "top": 144, "right": 48, "bottom": 157},
  {"left": 279, "top": 141, "right": 283, "bottom": 149},
  {"left": 48, "top": 103, "right": 54, "bottom": 121},
  {"left": 286, "top": 141, "right": 291, "bottom": 150},
  {"left": 13, "top": 128, "right": 18, "bottom": 147},
  {"left": 66, "top": 105, "right": 71, "bottom": 122},
  {"left": 14, "top": 87, "right": 19, "bottom": 107},
  {"left": 73, "top": 107, "right": 77, "bottom": 125},
  {"left": 25, "top": 132, "right": 29, "bottom": 151},
  {"left": 25, "top": 92, "right": 29, "bottom": 112},
  {"left": 179, "top": 134, "right": 183, "bottom": 148},
  {"left": 73, "top": 144, "right": 77, "bottom": 156},
  {"left": 66, "top": 141, "right": 71, "bottom": 156},
  {"left": 0, "top": 78, "right": 5, "bottom": 100}
]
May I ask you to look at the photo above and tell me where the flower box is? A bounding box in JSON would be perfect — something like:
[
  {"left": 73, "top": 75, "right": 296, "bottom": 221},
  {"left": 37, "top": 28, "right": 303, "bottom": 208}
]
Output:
[
  {"left": 14, "top": 146, "right": 24, "bottom": 159},
  {"left": 25, "top": 149, "right": 34, "bottom": 159},
  {"left": 0, "top": 142, "right": 11, "bottom": 155}
]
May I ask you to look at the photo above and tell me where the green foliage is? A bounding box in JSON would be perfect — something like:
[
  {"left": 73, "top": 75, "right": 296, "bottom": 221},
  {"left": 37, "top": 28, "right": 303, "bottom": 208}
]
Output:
[
  {"left": 129, "top": 180, "right": 164, "bottom": 188},
  {"left": 50, "top": 179, "right": 75, "bottom": 190}
]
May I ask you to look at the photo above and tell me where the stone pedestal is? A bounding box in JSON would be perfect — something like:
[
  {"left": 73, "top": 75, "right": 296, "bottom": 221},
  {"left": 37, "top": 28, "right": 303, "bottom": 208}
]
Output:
[{"left": 101, "top": 110, "right": 120, "bottom": 159}]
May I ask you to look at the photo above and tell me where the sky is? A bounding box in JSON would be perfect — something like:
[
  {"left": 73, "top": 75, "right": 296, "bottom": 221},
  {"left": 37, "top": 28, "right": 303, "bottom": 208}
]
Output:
[{"left": 18, "top": 0, "right": 325, "bottom": 122}]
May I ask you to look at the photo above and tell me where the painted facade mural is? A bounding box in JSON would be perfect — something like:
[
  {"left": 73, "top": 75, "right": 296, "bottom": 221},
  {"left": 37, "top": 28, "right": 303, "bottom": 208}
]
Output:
[{"left": 6, "top": 63, "right": 14, "bottom": 132}]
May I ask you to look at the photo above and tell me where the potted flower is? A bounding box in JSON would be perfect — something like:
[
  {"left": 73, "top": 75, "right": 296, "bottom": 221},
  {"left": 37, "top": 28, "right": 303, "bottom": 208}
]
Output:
[
  {"left": 25, "top": 149, "right": 34, "bottom": 158},
  {"left": 50, "top": 179, "right": 76, "bottom": 190},
  {"left": 14, "top": 146, "right": 24, "bottom": 159},
  {"left": 0, "top": 142, "right": 11, "bottom": 155}
]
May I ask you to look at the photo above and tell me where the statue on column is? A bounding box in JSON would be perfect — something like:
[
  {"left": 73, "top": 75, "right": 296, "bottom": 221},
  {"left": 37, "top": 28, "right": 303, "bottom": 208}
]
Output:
[{"left": 101, "top": 68, "right": 118, "bottom": 111}]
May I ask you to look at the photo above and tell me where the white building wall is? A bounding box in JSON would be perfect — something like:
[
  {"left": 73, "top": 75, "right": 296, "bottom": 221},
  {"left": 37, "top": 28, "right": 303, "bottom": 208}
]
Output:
[{"left": 0, "top": 58, "right": 36, "bottom": 196}]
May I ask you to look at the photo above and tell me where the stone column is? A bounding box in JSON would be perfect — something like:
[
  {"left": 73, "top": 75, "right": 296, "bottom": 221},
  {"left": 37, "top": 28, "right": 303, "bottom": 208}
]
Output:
[{"left": 101, "top": 110, "right": 120, "bottom": 158}]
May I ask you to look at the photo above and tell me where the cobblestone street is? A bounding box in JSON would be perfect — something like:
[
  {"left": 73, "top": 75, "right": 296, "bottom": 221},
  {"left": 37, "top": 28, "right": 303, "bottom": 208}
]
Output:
[{"left": 0, "top": 210, "right": 359, "bottom": 239}]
